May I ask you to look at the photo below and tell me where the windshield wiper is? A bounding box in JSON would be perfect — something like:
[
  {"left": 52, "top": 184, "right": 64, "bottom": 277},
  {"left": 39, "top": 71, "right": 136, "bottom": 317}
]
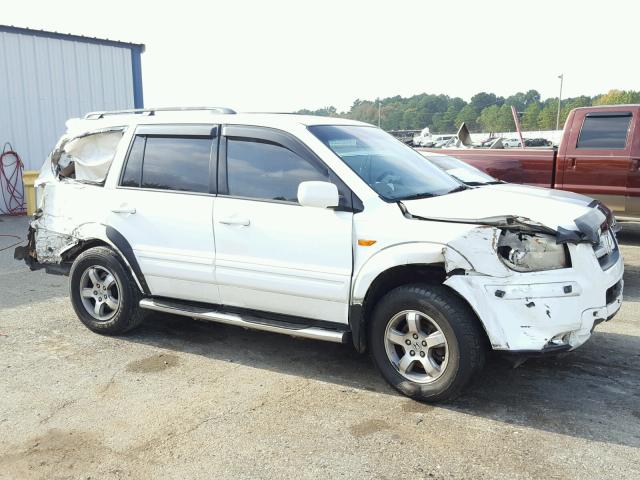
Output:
[
  {"left": 444, "top": 185, "right": 469, "bottom": 194},
  {"left": 395, "top": 192, "right": 437, "bottom": 201}
]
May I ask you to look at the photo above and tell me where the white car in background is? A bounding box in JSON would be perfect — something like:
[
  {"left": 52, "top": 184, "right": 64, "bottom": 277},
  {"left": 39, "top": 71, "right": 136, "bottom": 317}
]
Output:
[
  {"left": 502, "top": 138, "right": 522, "bottom": 148},
  {"left": 432, "top": 134, "right": 457, "bottom": 148},
  {"left": 15, "top": 108, "right": 624, "bottom": 402}
]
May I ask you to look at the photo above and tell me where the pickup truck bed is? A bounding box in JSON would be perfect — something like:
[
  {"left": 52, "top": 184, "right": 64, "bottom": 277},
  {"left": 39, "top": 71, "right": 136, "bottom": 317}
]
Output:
[
  {"left": 419, "top": 104, "right": 640, "bottom": 220},
  {"left": 418, "top": 147, "right": 557, "bottom": 189}
]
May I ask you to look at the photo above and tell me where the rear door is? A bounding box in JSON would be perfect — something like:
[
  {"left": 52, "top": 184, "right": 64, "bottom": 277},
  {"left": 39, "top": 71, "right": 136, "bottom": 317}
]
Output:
[
  {"left": 559, "top": 109, "right": 634, "bottom": 215},
  {"left": 212, "top": 125, "right": 354, "bottom": 324},
  {"left": 108, "top": 124, "right": 220, "bottom": 303}
]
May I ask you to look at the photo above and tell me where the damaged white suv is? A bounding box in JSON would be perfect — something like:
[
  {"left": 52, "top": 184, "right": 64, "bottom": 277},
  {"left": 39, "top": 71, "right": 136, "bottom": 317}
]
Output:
[{"left": 15, "top": 107, "right": 624, "bottom": 402}]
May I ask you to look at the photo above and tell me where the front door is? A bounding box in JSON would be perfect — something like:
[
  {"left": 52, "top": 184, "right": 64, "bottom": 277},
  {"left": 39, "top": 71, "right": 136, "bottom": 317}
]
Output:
[
  {"left": 107, "top": 124, "right": 220, "bottom": 303},
  {"left": 625, "top": 111, "right": 640, "bottom": 217},
  {"left": 559, "top": 109, "right": 635, "bottom": 216},
  {"left": 627, "top": 155, "right": 640, "bottom": 217},
  {"left": 213, "top": 126, "right": 354, "bottom": 324}
]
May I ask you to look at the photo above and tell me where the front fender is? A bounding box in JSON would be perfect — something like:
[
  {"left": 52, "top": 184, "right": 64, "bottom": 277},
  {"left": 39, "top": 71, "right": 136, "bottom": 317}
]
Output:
[{"left": 351, "top": 242, "right": 473, "bottom": 304}]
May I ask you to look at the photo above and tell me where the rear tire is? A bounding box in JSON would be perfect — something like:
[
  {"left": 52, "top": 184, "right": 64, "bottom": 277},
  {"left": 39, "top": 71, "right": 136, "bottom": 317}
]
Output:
[
  {"left": 368, "top": 283, "right": 485, "bottom": 402},
  {"left": 69, "top": 246, "right": 145, "bottom": 335}
]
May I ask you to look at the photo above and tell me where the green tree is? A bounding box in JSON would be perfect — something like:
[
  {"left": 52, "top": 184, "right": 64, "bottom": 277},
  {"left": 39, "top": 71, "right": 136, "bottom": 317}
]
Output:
[
  {"left": 496, "top": 104, "right": 515, "bottom": 132},
  {"left": 505, "top": 92, "right": 528, "bottom": 112},
  {"left": 521, "top": 102, "right": 541, "bottom": 130},
  {"left": 477, "top": 105, "right": 500, "bottom": 132},
  {"left": 470, "top": 92, "right": 499, "bottom": 113},
  {"left": 455, "top": 104, "right": 478, "bottom": 131},
  {"left": 523, "top": 89, "right": 541, "bottom": 105},
  {"left": 537, "top": 100, "right": 559, "bottom": 130},
  {"left": 297, "top": 106, "right": 339, "bottom": 117},
  {"left": 559, "top": 96, "right": 591, "bottom": 126},
  {"left": 593, "top": 89, "right": 640, "bottom": 105},
  {"left": 296, "top": 88, "right": 639, "bottom": 133}
]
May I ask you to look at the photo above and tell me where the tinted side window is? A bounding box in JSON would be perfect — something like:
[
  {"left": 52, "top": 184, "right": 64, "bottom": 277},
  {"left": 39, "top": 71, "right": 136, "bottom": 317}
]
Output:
[
  {"left": 141, "top": 137, "right": 212, "bottom": 193},
  {"left": 121, "top": 135, "right": 145, "bottom": 187},
  {"left": 226, "top": 138, "right": 329, "bottom": 202},
  {"left": 577, "top": 114, "right": 631, "bottom": 149}
]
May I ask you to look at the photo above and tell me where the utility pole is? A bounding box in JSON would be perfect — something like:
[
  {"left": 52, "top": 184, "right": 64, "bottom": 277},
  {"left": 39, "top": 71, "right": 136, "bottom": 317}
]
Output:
[
  {"left": 377, "top": 98, "right": 381, "bottom": 127},
  {"left": 556, "top": 74, "right": 564, "bottom": 131}
]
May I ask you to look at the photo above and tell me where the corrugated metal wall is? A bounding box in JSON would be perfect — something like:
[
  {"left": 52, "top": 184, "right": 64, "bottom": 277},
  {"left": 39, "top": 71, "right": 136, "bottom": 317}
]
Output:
[{"left": 0, "top": 29, "right": 138, "bottom": 213}]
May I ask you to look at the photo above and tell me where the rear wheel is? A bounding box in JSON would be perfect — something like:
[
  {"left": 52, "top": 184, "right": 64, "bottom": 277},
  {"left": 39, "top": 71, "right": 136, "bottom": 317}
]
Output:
[
  {"left": 369, "top": 284, "right": 486, "bottom": 402},
  {"left": 69, "top": 246, "right": 145, "bottom": 335}
]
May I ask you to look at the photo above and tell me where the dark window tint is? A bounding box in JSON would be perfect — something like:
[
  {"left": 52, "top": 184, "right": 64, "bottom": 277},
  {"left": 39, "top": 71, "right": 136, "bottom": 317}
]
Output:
[
  {"left": 141, "top": 137, "right": 212, "bottom": 193},
  {"left": 121, "top": 135, "right": 145, "bottom": 187},
  {"left": 577, "top": 114, "right": 631, "bottom": 149},
  {"left": 226, "top": 138, "right": 329, "bottom": 202}
]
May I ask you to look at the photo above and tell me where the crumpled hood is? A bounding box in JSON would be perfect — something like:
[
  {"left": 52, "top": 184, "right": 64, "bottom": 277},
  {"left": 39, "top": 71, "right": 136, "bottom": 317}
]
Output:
[
  {"left": 481, "top": 183, "right": 594, "bottom": 207},
  {"left": 401, "top": 186, "right": 596, "bottom": 231}
]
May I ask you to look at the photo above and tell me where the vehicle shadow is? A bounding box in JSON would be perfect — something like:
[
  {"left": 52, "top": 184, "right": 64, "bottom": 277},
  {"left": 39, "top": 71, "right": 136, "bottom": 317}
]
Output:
[
  {"left": 1, "top": 216, "right": 69, "bottom": 310},
  {"left": 121, "top": 312, "right": 640, "bottom": 448},
  {"left": 617, "top": 222, "right": 640, "bottom": 246},
  {"left": 623, "top": 264, "right": 640, "bottom": 301}
]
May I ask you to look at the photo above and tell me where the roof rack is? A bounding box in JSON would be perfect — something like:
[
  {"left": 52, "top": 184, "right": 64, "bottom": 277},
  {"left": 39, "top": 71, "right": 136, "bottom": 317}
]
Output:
[{"left": 84, "top": 106, "right": 236, "bottom": 119}]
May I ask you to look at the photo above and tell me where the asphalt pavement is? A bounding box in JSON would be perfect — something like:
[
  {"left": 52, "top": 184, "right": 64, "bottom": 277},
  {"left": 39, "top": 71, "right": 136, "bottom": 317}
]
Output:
[{"left": 1, "top": 215, "right": 639, "bottom": 479}]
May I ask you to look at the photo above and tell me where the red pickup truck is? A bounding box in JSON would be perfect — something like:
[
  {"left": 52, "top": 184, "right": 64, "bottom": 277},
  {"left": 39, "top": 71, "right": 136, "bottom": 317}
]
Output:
[{"left": 419, "top": 105, "right": 640, "bottom": 220}]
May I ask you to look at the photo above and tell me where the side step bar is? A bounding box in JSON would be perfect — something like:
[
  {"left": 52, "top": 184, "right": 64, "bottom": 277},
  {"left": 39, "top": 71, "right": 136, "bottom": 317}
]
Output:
[{"left": 139, "top": 298, "right": 348, "bottom": 344}]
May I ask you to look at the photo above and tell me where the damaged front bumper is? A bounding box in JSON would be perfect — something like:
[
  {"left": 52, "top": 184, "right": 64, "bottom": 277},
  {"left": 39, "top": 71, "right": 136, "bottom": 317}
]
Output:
[{"left": 445, "top": 240, "right": 624, "bottom": 353}]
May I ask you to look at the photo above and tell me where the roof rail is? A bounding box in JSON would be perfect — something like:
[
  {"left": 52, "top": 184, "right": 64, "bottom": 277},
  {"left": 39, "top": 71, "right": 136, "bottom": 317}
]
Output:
[{"left": 84, "top": 106, "right": 236, "bottom": 119}]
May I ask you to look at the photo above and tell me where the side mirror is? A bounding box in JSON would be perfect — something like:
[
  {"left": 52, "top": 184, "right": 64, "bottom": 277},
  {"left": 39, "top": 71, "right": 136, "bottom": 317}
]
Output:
[{"left": 297, "top": 181, "right": 339, "bottom": 209}]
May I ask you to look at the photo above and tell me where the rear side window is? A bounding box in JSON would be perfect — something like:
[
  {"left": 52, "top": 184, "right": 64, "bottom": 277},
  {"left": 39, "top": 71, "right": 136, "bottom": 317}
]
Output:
[
  {"left": 121, "top": 135, "right": 145, "bottom": 187},
  {"left": 120, "top": 136, "right": 213, "bottom": 193},
  {"left": 576, "top": 113, "right": 632, "bottom": 149},
  {"left": 226, "top": 138, "right": 329, "bottom": 202}
]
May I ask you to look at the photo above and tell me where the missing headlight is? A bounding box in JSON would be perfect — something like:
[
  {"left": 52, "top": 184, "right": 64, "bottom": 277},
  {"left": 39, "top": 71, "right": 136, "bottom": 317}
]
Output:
[{"left": 497, "top": 230, "right": 570, "bottom": 272}]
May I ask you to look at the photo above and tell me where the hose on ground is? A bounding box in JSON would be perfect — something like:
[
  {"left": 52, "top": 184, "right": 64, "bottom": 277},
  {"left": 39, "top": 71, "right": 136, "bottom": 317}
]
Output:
[{"left": 0, "top": 142, "right": 26, "bottom": 215}]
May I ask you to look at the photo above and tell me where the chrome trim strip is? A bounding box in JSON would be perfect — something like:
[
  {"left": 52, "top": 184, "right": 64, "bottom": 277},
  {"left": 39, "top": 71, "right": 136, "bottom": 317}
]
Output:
[{"left": 139, "top": 298, "right": 346, "bottom": 344}]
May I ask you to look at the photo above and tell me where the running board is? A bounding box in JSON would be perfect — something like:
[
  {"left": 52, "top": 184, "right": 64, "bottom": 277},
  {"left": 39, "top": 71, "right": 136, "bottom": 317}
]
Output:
[{"left": 139, "top": 298, "right": 348, "bottom": 344}]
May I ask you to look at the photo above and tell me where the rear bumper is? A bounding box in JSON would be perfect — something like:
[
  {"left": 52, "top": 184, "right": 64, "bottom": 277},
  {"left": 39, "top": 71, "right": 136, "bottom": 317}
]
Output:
[{"left": 445, "top": 242, "right": 624, "bottom": 352}]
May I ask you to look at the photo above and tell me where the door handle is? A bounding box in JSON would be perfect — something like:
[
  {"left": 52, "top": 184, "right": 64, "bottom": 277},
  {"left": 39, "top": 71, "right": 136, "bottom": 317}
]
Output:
[
  {"left": 218, "top": 217, "right": 250, "bottom": 226},
  {"left": 568, "top": 157, "right": 577, "bottom": 169},
  {"left": 112, "top": 205, "right": 136, "bottom": 214},
  {"left": 631, "top": 158, "right": 640, "bottom": 171}
]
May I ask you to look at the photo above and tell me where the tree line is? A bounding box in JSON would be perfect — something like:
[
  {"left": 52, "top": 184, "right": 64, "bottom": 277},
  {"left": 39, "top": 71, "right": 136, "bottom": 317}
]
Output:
[{"left": 297, "top": 89, "right": 640, "bottom": 134}]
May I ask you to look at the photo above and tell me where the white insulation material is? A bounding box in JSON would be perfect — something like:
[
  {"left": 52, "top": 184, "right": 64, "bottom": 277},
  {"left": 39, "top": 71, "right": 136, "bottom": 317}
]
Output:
[{"left": 62, "top": 131, "right": 123, "bottom": 183}]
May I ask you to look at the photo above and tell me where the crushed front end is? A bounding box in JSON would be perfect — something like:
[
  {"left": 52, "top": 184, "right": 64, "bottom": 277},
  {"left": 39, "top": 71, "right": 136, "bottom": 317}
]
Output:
[{"left": 441, "top": 207, "right": 623, "bottom": 354}]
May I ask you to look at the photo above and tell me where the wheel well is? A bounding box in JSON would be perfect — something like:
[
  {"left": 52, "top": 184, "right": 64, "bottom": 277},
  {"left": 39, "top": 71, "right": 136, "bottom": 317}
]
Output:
[
  {"left": 61, "top": 238, "right": 148, "bottom": 295},
  {"left": 61, "top": 239, "right": 112, "bottom": 263},
  {"left": 353, "top": 264, "right": 490, "bottom": 353},
  {"left": 362, "top": 264, "right": 446, "bottom": 322}
]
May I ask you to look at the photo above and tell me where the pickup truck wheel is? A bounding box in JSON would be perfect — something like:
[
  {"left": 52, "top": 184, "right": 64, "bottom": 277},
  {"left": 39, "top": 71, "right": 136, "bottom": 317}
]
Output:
[
  {"left": 369, "top": 284, "right": 485, "bottom": 402},
  {"left": 69, "top": 246, "right": 145, "bottom": 335}
]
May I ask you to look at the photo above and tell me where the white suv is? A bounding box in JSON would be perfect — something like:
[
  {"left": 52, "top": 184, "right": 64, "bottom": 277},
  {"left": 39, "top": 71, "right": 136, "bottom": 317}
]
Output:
[{"left": 15, "top": 107, "right": 624, "bottom": 402}]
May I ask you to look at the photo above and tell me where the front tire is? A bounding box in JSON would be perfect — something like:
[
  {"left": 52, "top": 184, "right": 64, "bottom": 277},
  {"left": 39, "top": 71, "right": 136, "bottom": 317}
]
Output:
[
  {"left": 69, "top": 246, "right": 145, "bottom": 335},
  {"left": 369, "top": 284, "right": 486, "bottom": 402}
]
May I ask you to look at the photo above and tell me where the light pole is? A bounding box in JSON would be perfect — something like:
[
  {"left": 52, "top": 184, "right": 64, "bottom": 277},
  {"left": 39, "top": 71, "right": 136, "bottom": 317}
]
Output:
[
  {"left": 377, "top": 98, "right": 381, "bottom": 127},
  {"left": 556, "top": 74, "right": 564, "bottom": 131}
]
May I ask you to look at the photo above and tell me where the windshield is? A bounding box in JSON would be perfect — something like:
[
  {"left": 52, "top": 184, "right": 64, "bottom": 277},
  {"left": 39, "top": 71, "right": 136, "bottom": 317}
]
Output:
[
  {"left": 423, "top": 154, "right": 499, "bottom": 186},
  {"left": 309, "top": 125, "right": 461, "bottom": 200}
]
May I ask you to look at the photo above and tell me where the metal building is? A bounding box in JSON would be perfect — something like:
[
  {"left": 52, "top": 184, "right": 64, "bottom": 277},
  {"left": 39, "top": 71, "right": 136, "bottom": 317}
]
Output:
[{"left": 0, "top": 25, "right": 144, "bottom": 213}]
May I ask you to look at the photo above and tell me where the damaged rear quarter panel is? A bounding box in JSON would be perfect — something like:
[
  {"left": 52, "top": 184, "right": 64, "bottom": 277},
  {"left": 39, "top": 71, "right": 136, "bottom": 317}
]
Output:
[
  {"left": 31, "top": 124, "right": 132, "bottom": 265},
  {"left": 32, "top": 181, "right": 110, "bottom": 264}
]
